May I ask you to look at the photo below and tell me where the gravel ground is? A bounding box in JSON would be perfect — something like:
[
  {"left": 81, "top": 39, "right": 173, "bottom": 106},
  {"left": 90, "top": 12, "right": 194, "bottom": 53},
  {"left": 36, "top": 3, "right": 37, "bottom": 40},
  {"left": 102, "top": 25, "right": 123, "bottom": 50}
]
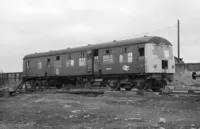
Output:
[{"left": 0, "top": 90, "right": 200, "bottom": 129}]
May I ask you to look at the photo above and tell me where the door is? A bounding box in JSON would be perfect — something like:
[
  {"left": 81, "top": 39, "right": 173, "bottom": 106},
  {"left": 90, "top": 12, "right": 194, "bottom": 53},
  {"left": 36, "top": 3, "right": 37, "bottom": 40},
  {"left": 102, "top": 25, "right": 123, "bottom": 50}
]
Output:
[
  {"left": 86, "top": 49, "right": 101, "bottom": 75},
  {"left": 93, "top": 49, "right": 100, "bottom": 75},
  {"left": 137, "top": 44, "right": 145, "bottom": 73},
  {"left": 87, "top": 50, "right": 93, "bottom": 74},
  {"left": 46, "top": 58, "right": 52, "bottom": 76}
]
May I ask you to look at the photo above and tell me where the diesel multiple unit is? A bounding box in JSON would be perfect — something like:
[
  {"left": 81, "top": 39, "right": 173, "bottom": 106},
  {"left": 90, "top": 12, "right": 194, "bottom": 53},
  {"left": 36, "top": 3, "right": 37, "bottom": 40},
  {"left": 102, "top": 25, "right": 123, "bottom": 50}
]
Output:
[{"left": 23, "top": 36, "right": 175, "bottom": 91}]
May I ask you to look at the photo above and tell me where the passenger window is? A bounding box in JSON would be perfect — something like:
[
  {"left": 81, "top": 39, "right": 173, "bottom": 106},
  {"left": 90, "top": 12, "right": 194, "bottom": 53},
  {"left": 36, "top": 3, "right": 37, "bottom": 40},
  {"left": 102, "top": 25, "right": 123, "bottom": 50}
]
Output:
[
  {"left": 105, "top": 50, "right": 110, "bottom": 55},
  {"left": 47, "top": 58, "right": 50, "bottom": 68},
  {"left": 56, "top": 56, "right": 60, "bottom": 60},
  {"left": 121, "top": 47, "right": 128, "bottom": 54},
  {"left": 38, "top": 62, "right": 42, "bottom": 69},
  {"left": 66, "top": 54, "right": 74, "bottom": 67},
  {"left": 94, "top": 50, "right": 99, "bottom": 62},
  {"left": 139, "top": 48, "right": 144, "bottom": 56},
  {"left": 120, "top": 47, "right": 132, "bottom": 63},
  {"left": 79, "top": 52, "right": 86, "bottom": 66},
  {"left": 54, "top": 56, "right": 61, "bottom": 68},
  {"left": 103, "top": 49, "right": 114, "bottom": 64}
]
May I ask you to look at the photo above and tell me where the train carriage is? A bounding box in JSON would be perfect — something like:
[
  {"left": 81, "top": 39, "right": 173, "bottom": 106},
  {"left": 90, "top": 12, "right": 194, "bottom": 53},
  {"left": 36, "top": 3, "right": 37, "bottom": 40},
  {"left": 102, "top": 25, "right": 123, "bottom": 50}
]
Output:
[{"left": 23, "top": 36, "right": 175, "bottom": 91}]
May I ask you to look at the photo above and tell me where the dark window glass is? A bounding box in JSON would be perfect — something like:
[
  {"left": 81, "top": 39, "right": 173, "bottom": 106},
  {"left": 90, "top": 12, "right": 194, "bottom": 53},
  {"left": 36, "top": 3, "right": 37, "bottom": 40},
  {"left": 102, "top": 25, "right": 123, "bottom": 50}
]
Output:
[
  {"left": 105, "top": 50, "right": 110, "bottom": 55},
  {"left": 56, "top": 56, "right": 60, "bottom": 60},
  {"left": 139, "top": 48, "right": 144, "bottom": 56}
]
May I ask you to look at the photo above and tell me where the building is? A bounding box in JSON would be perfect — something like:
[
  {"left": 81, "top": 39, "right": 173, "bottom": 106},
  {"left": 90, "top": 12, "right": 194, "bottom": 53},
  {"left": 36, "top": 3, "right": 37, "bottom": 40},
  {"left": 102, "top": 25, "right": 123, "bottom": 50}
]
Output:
[{"left": 174, "top": 56, "right": 184, "bottom": 65}]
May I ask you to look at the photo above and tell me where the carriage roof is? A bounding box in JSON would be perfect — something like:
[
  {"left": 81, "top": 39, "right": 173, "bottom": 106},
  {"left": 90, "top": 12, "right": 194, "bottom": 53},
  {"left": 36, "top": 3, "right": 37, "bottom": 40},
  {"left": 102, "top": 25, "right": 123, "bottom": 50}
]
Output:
[{"left": 24, "top": 36, "right": 172, "bottom": 59}]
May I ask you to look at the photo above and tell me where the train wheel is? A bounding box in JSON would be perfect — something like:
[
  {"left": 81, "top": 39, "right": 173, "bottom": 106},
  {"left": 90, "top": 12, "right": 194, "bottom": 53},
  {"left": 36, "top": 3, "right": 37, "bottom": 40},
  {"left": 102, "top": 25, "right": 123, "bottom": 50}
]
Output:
[
  {"left": 108, "top": 82, "right": 121, "bottom": 91},
  {"left": 84, "top": 82, "right": 92, "bottom": 89},
  {"left": 124, "top": 85, "right": 133, "bottom": 91},
  {"left": 151, "top": 87, "right": 161, "bottom": 92},
  {"left": 56, "top": 84, "right": 62, "bottom": 89},
  {"left": 151, "top": 80, "right": 166, "bottom": 92},
  {"left": 137, "top": 83, "right": 148, "bottom": 91}
]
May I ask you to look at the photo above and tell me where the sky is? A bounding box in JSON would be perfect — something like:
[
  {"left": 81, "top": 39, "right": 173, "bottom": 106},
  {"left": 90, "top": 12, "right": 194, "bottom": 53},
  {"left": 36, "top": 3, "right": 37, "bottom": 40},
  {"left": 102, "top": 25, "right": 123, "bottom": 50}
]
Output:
[{"left": 0, "top": 0, "right": 200, "bottom": 72}]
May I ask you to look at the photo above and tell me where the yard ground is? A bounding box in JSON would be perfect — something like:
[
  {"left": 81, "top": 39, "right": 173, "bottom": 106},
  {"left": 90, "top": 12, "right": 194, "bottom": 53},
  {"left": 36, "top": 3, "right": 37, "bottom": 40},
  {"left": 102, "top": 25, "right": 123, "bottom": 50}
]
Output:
[{"left": 0, "top": 90, "right": 200, "bottom": 129}]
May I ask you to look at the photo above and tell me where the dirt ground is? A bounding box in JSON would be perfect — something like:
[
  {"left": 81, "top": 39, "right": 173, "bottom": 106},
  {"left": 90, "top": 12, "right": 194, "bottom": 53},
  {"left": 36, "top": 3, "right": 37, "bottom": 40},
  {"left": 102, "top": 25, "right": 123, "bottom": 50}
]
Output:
[{"left": 0, "top": 90, "right": 200, "bottom": 129}]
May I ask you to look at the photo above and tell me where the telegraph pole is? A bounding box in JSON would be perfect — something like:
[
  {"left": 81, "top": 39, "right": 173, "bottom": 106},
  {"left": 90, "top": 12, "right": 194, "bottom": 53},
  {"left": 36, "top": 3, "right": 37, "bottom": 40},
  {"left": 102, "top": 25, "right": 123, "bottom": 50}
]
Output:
[{"left": 177, "top": 19, "right": 180, "bottom": 64}]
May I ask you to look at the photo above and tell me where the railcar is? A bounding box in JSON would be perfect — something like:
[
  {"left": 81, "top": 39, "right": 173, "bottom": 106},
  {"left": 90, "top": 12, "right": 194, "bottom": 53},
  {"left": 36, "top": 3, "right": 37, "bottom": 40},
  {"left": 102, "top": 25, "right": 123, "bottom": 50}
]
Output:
[{"left": 22, "top": 36, "right": 175, "bottom": 91}]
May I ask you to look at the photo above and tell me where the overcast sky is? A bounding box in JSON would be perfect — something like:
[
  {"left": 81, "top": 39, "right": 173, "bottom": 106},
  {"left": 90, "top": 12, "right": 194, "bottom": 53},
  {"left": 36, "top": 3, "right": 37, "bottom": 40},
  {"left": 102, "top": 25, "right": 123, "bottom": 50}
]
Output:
[{"left": 0, "top": 0, "right": 200, "bottom": 72}]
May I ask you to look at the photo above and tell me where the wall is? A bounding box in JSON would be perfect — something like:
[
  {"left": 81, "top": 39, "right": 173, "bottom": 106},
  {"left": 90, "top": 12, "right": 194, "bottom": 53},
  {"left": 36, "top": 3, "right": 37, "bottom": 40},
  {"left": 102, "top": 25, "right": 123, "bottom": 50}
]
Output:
[{"left": 0, "top": 72, "right": 23, "bottom": 89}]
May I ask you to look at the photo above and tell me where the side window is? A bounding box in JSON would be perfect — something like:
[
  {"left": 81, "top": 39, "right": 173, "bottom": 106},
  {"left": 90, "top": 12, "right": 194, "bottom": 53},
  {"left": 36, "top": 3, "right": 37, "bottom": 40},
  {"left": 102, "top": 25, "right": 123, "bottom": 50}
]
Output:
[
  {"left": 139, "top": 48, "right": 144, "bottom": 57},
  {"left": 94, "top": 50, "right": 99, "bottom": 62},
  {"left": 47, "top": 58, "right": 50, "bottom": 68},
  {"left": 79, "top": 52, "right": 86, "bottom": 66},
  {"left": 121, "top": 47, "right": 128, "bottom": 54},
  {"left": 66, "top": 54, "right": 74, "bottom": 67},
  {"left": 105, "top": 50, "right": 110, "bottom": 55},
  {"left": 103, "top": 49, "right": 114, "bottom": 64},
  {"left": 26, "top": 61, "right": 30, "bottom": 69},
  {"left": 120, "top": 47, "right": 132, "bottom": 63},
  {"left": 38, "top": 62, "right": 42, "bottom": 69},
  {"left": 54, "top": 56, "right": 62, "bottom": 68},
  {"left": 56, "top": 56, "right": 60, "bottom": 60}
]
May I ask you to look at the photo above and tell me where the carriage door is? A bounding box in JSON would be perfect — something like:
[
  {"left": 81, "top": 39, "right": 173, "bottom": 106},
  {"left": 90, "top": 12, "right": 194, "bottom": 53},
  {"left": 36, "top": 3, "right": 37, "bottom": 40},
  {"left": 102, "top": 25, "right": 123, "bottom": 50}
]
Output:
[
  {"left": 87, "top": 50, "right": 93, "bottom": 74},
  {"left": 46, "top": 58, "right": 51, "bottom": 76},
  {"left": 93, "top": 49, "right": 100, "bottom": 75},
  {"left": 137, "top": 44, "right": 145, "bottom": 73}
]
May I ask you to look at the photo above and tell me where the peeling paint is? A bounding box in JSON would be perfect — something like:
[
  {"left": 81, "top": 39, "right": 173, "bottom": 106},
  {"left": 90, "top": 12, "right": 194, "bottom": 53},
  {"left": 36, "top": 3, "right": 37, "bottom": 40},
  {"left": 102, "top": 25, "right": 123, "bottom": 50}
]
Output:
[{"left": 145, "top": 43, "right": 175, "bottom": 73}]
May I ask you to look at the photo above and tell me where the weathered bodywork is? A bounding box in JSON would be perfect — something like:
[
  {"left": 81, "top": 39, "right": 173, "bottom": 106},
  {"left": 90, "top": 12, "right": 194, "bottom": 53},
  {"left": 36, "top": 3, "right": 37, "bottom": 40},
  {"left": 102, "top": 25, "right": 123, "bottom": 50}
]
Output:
[{"left": 23, "top": 36, "right": 174, "bottom": 91}]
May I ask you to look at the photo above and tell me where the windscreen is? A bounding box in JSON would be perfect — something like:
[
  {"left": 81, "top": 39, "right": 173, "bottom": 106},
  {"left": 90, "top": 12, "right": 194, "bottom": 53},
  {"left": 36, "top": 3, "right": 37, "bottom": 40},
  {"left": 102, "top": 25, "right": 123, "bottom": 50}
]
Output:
[{"left": 152, "top": 45, "right": 173, "bottom": 60}]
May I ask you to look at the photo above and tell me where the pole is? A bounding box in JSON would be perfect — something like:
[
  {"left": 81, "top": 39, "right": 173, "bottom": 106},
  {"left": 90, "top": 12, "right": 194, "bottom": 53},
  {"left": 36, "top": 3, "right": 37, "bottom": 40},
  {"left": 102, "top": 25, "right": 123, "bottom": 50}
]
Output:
[{"left": 177, "top": 19, "right": 180, "bottom": 64}]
